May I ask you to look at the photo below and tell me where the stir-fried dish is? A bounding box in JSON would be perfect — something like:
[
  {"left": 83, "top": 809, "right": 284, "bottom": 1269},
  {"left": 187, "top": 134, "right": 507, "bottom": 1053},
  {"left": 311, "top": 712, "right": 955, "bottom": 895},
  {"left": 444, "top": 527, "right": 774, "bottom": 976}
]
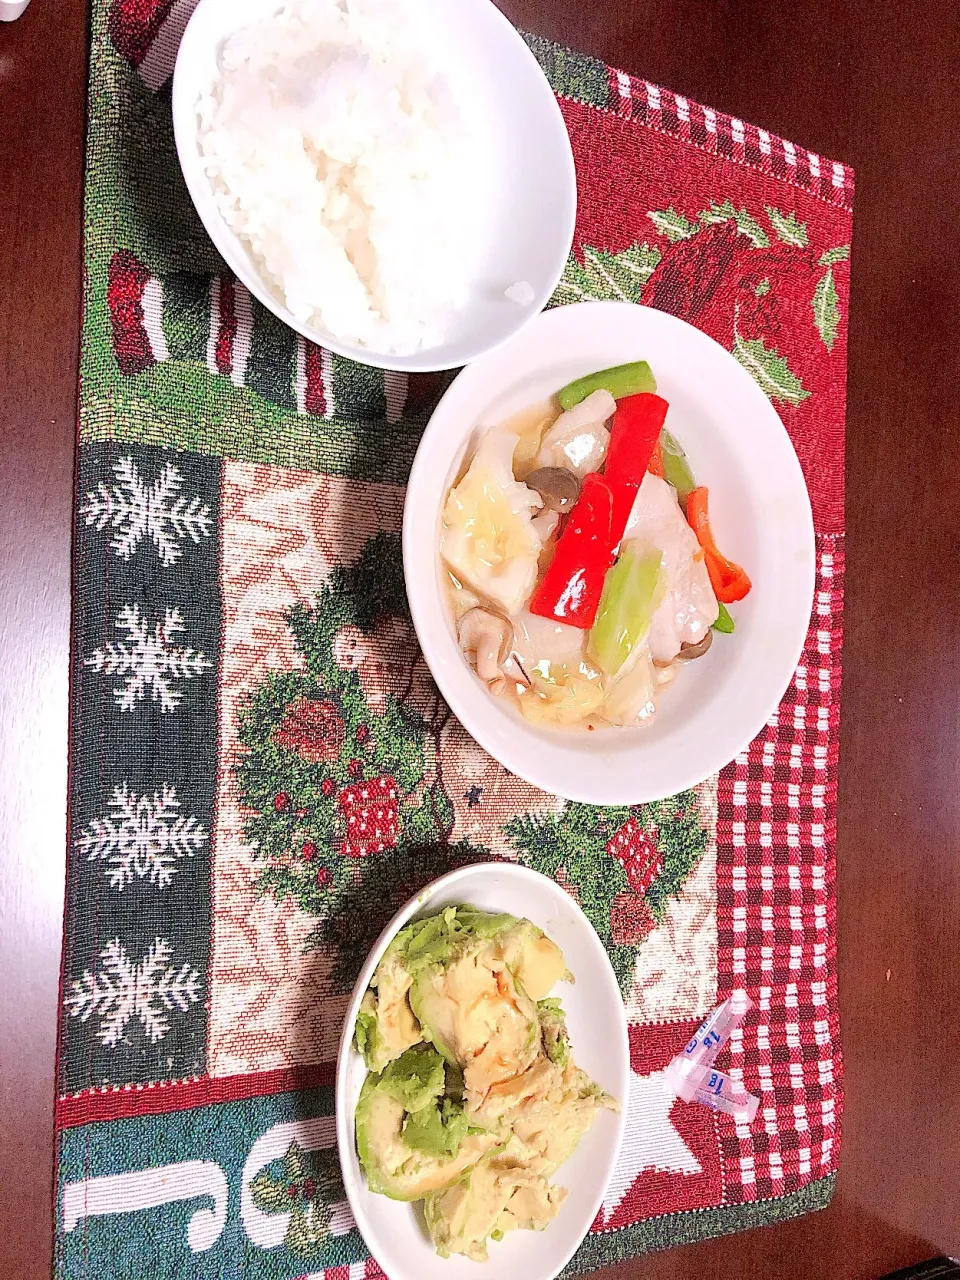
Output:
[
  {"left": 440, "top": 361, "right": 752, "bottom": 729},
  {"left": 354, "top": 907, "right": 616, "bottom": 1261}
]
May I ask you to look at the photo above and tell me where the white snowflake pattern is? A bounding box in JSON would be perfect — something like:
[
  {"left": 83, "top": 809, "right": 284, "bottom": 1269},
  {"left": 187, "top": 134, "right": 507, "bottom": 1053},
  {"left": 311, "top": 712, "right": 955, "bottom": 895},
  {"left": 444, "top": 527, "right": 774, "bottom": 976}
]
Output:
[
  {"left": 76, "top": 783, "right": 208, "bottom": 889},
  {"left": 65, "top": 937, "right": 202, "bottom": 1046},
  {"left": 85, "top": 604, "right": 212, "bottom": 713},
  {"left": 80, "top": 455, "right": 212, "bottom": 567}
]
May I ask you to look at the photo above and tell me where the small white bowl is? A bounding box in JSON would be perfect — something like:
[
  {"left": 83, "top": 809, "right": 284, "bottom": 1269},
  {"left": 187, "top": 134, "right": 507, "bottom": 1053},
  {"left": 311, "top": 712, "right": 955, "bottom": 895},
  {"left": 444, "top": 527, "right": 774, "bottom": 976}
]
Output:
[
  {"left": 335, "top": 862, "right": 629, "bottom": 1280},
  {"left": 403, "top": 301, "right": 816, "bottom": 804},
  {"left": 171, "top": 0, "right": 576, "bottom": 373}
]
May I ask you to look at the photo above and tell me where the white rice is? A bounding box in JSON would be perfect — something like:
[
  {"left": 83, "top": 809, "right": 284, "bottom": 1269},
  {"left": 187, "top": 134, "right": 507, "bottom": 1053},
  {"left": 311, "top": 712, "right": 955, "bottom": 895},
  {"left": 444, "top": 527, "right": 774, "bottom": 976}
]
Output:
[{"left": 197, "top": 0, "right": 478, "bottom": 353}]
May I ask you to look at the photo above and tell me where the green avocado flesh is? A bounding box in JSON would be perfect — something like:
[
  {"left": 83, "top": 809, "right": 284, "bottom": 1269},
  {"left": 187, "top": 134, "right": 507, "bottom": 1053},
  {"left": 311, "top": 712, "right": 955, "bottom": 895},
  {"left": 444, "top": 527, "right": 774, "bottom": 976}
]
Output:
[{"left": 355, "top": 1067, "right": 494, "bottom": 1202}]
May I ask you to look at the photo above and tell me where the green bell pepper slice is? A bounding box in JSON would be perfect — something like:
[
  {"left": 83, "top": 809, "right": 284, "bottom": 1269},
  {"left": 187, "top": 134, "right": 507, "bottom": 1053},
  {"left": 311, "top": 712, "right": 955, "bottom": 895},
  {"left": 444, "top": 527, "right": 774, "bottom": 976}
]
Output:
[
  {"left": 712, "top": 602, "right": 735, "bottom": 633},
  {"left": 659, "top": 429, "right": 697, "bottom": 503},
  {"left": 557, "top": 360, "right": 657, "bottom": 411}
]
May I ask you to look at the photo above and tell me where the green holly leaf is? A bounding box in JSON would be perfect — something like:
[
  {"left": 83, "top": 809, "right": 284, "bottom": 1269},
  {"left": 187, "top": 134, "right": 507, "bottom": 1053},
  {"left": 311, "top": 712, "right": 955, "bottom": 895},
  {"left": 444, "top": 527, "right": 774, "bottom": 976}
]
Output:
[
  {"left": 697, "top": 198, "right": 735, "bottom": 227},
  {"left": 283, "top": 1141, "right": 309, "bottom": 1184},
  {"left": 765, "top": 206, "right": 809, "bottom": 247},
  {"left": 818, "top": 244, "right": 850, "bottom": 266},
  {"left": 647, "top": 206, "right": 699, "bottom": 243},
  {"left": 550, "top": 255, "right": 595, "bottom": 306},
  {"left": 733, "top": 334, "right": 811, "bottom": 406},
  {"left": 552, "top": 242, "right": 662, "bottom": 306},
  {"left": 250, "top": 1170, "right": 292, "bottom": 1214},
  {"left": 699, "top": 201, "right": 770, "bottom": 248},
  {"left": 643, "top": 793, "right": 710, "bottom": 917},
  {"left": 754, "top": 278, "right": 771, "bottom": 297},
  {"left": 812, "top": 268, "right": 840, "bottom": 352},
  {"left": 285, "top": 1201, "right": 333, "bottom": 1255}
]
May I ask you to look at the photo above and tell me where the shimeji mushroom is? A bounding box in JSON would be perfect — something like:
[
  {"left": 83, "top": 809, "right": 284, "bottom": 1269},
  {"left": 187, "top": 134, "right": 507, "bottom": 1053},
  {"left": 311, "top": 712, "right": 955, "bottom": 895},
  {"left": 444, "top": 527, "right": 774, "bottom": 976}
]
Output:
[
  {"left": 457, "top": 608, "right": 530, "bottom": 694},
  {"left": 525, "top": 467, "right": 581, "bottom": 514},
  {"left": 677, "top": 630, "right": 713, "bottom": 660}
]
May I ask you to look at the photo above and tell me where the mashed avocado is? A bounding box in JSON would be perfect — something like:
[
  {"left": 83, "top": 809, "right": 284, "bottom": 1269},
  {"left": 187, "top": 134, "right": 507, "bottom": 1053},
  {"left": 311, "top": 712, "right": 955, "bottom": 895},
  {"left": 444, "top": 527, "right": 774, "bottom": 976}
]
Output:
[
  {"left": 411, "top": 947, "right": 541, "bottom": 1100},
  {"left": 423, "top": 1146, "right": 567, "bottom": 1261},
  {"left": 353, "top": 906, "right": 617, "bottom": 1259}
]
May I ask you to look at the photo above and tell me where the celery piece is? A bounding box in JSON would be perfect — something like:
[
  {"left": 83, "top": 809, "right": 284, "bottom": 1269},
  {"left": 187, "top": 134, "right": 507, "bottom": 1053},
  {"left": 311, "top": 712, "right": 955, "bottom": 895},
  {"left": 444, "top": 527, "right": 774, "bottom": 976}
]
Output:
[{"left": 587, "top": 544, "right": 663, "bottom": 676}]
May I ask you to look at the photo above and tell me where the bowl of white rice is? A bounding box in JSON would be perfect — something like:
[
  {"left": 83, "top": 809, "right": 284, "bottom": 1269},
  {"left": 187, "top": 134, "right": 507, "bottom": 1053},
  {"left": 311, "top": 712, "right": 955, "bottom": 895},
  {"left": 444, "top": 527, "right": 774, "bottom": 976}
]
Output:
[{"left": 172, "top": 0, "right": 577, "bottom": 372}]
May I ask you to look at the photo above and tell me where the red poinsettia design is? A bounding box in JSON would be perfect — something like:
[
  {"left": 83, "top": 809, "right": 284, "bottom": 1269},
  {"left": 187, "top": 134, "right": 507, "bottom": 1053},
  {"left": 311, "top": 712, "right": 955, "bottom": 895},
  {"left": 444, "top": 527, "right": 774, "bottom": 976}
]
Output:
[
  {"left": 338, "top": 775, "right": 400, "bottom": 858},
  {"left": 606, "top": 817, "right": 662, "bottom": 894},
  {"left": 640, "top": 216, "right": 846, "bottom": 411},
  {"left": 107, "top": 0, "right": 175, "bottom": 68},
  {"left": 610, "top": 893, "right": 657, "bottom": 946},
  {"left": 641, "top": 222, "right": 742, "bottom": 336},
  {"left": 273, "top": 697, "right": 345, "bottom": 764}
]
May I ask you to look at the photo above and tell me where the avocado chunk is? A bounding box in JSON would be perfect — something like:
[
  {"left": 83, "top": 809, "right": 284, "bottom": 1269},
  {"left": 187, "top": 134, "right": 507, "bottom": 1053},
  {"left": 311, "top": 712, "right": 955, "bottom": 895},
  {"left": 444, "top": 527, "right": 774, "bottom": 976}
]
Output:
[
  {"left": 357, "top": 907, "right": 530, "bottom": 1074},
  {"left": 355, "top": 1071, "right": 496, "bottom": 1202},
  {"left": 354, "top": 950, "right": 422, "bottom": 1073},
  {"left": 497, "top": 920, "right": 568, "bottom": 1001},
  {"left": 402, "top": 1095, "right": 485, "bottom": 1159},
  {"left": 424, "top": 1149, "right": 566, "bottom": 1261},
  {"left": 537, "top": 997, "right": 570, "bottom": 1068},
  {"left": 410, "top": 944, "right": 541, "bottom": 1101},
  {"left": 389, "top": 906, "right": 520, "bottom": 975},
  {"left": 508, "top": 1058, "right": 618, "bottom": 1177}
]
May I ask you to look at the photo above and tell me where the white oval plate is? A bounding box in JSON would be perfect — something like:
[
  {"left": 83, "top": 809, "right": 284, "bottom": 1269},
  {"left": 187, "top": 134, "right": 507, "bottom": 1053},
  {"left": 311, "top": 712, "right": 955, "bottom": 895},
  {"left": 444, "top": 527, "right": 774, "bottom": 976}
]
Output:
[
  {"left": 172, "top": 0, "right": 575, "bottom": 372},
  {"left": 335, "top": 862, "right": 629, "bottom": 1280},
  {"left": 403, "top": 301, "right": 816, "bottom": 804}
]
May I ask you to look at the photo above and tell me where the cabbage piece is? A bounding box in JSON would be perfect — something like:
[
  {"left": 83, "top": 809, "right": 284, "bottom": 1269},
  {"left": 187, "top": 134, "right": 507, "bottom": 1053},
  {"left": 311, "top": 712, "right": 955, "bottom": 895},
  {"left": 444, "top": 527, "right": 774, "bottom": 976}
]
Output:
[
  {"left": 511, "top": 610, "right": 586, "bottom": 673},
  {"left": 535, "top": 389, "right": 615, "bottom": 479},
  {"left": 517, "top": 664, "right": 605, "bottom": 726},
  {"left": 623, "top": 473, "right": 719, "bottom": 662},
  {"left": 441, "top": 429, "right": 543, "bottom": 615},
  {"left": 600, "top": 648, "right": 658, "bottom": 727}
]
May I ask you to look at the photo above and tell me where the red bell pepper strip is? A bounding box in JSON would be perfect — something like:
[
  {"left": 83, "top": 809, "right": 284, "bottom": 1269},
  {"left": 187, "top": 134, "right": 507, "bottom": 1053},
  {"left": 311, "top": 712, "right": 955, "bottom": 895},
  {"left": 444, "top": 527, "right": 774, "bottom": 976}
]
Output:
[
  {"left": 604, "top": 393, "right": 670, "bottom": 547},
  {"left": 530, "top": 473, "right": 615, "bottom": 628},
  {"left": 686, "top": 486, "right": 752, "bottom": 603}
]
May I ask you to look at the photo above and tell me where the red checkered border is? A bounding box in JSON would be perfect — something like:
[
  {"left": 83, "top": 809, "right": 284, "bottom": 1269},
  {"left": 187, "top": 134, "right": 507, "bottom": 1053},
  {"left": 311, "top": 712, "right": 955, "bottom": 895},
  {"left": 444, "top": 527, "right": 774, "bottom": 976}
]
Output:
[
  {"left": 606, "top": 68, "right": 854, "bottom": 210},
  {"left": 297, "top": 1261, "right": 386, "bottom": 1280},
  {"left": 715, "top": 533, "right": 843, "bottom": 1202}
]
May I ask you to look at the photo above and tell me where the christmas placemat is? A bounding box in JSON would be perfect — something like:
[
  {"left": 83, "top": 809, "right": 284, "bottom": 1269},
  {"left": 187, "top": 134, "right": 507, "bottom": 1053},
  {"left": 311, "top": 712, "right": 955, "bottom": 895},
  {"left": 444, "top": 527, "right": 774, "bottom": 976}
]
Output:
[{"left": 57, "top": 3, "right": 851, "bottom": 1277}]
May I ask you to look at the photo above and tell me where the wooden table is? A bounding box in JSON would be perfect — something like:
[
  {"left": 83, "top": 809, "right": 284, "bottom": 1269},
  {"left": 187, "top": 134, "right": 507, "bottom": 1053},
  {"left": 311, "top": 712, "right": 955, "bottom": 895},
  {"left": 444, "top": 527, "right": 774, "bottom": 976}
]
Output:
[{"left": 2, "top": 0, "right": 958, "bottom": 1276}]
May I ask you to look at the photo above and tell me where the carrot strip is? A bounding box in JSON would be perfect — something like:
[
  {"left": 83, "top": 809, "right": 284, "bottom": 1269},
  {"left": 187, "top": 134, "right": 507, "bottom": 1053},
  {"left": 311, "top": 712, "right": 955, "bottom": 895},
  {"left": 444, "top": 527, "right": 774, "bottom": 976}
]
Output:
[{"left": 686, "top": 487, "right": 752, "bottom": 603}]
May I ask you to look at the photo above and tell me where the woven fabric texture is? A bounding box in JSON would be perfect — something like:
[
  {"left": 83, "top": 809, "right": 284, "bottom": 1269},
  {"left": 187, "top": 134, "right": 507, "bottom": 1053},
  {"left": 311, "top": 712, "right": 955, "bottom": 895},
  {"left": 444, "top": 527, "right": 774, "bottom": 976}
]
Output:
[{"left": 56, "top": 3, "right": 852, "bottom": 1277}]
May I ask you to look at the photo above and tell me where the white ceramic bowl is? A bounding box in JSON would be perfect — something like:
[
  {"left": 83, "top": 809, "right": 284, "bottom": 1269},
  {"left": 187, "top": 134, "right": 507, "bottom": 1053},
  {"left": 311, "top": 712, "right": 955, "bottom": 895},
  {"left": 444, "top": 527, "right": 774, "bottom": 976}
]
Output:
[
  {"left": 171, "top": 0, "right": 576, "bottom": 373},
  {"left": 335, "top": 862, "right": 629, "bottom": 1280},
  {"left": 403, "top": 301, "right": 816, "bottom": 804}
]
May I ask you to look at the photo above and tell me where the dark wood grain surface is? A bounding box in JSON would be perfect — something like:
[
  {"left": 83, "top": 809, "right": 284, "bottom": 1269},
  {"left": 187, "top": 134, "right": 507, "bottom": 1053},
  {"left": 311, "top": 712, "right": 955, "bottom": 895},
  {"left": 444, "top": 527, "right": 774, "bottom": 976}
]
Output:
[{"left": 1, "top": 1, "right": 958, "bottom": 1277}]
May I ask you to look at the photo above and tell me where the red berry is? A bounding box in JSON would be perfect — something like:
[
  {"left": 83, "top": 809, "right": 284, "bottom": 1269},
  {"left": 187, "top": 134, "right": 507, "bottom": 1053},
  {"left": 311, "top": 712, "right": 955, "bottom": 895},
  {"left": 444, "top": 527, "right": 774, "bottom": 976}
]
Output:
[
  {"left": 302, "top": 840, "right": 317, "bottom": 861},
  {"left": 273, "top": 792, "right": 290, "bottom": 812},
  {"left": 302, "top": 1177, "right": 316, "bottom": 1200},
  {"left": 348, "top": 758, "right": 363, "bottom": 778},
  {"left": 321, "top": 778, "right": 335, "bottom": 797},
  {"left": 316, "top": 866, "right": 332, "bottom": 890},
  {"left": 355, "top": 724, "right": 370, "bottom": 743},
  {"left": 286, "top": 1183, "right": 299, "bottom": 1198},
  {"left": 606, "top": 818, "right": 661, "bottom": 894}
]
